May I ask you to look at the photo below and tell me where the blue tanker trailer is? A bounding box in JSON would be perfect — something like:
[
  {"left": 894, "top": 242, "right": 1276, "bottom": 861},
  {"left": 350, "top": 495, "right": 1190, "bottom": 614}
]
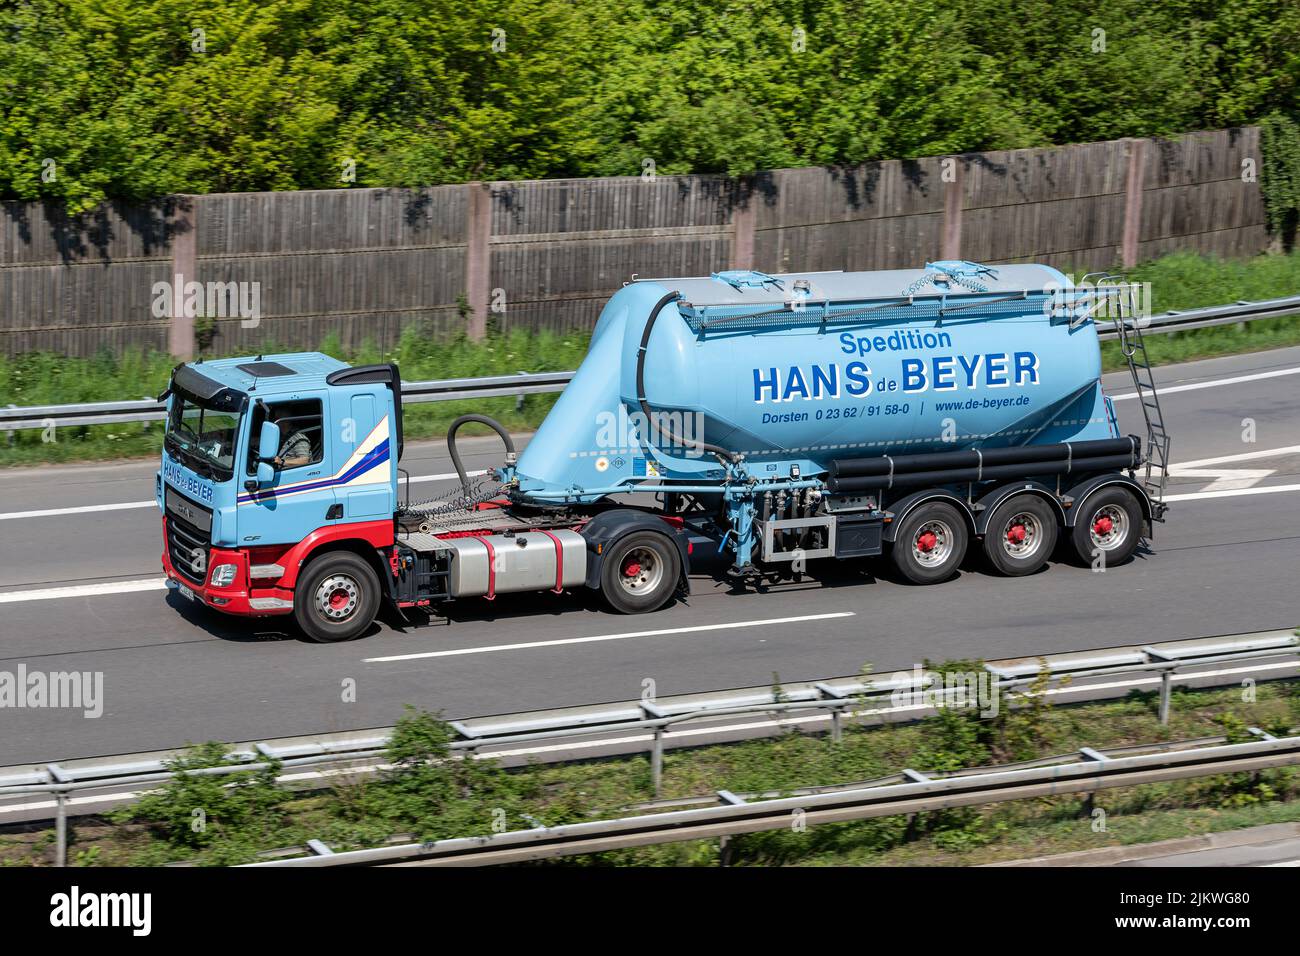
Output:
[{"left": 154, "top": 261, "right": 1169, "bottom": 640}]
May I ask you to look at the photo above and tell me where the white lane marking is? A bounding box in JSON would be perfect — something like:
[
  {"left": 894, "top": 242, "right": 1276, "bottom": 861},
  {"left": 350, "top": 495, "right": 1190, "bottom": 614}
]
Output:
[
  {"left": 1172, "top": 445, "right": 1300, "bottom": 468},
  {"left": 0, "top": 469, "right": 486, "bottom": 522},
  {"left": 1164, "top": 482, "right": 1300, "bottom": 503},
  {"left": 1167, "top": 445, "right": 1300, "bottom": 490},
  {"left": 0, "top": 578, "right": 168, "bottom": 604},
  {"left": 403, "top": 469, "right": 487, "bottom": 486},
  {"left": 8, "top": 657, "right": 1295, "bottom": 819},
  {"left": 1169, "top": 467, "right": 1276, "bottom": 493},
  {"left": 1110, "top": 365, "right": 1300, "bottom": 401},
  {"left": 364, "top": 612, "right": 858, "bottom": 663},
  {"left": 0, "top": 500, "right": 157, "bottom": 521},
  {"left": 1264, "top": 860, "right": 1300, "bottom": 867}
]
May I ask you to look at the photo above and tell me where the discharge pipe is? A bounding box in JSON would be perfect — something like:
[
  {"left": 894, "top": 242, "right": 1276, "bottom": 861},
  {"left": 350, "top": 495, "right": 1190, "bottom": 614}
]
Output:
[
  {"left": 636, "top": 291, "right": 740, "bottom": 466},
  {"left": 447, "top": 414, "right": 516, "bottom": 498}
]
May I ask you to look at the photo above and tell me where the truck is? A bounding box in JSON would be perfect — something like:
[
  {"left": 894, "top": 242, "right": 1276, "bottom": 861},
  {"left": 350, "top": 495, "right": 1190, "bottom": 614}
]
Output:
[{"left": 156, "top": 261, "right": 1170, "bottom": 641}]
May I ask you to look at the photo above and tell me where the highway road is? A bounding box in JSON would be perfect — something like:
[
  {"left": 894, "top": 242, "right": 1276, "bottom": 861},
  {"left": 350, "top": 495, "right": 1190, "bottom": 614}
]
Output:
[
  {"left": 995, "top": 822, "right": 1300, "bottom": 866},
  {"left": 1, "top": 346, "right": 1298, "bottom": 764}
]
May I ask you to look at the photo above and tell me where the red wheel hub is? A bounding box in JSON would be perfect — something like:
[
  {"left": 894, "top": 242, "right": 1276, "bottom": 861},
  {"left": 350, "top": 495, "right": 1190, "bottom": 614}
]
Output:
[
  {"left": 1093, "top": 516, "right": 1114, "bottom": 536},
  {"left": 916, "top": 531, "right": 938, "bottom": 553},
  {"left": 622, "top": 561, "right": 642, "bottom": 578},
  {"left": 329, "top": 588, "right": 350, "bottom": 610},
  {"left": 1006, "top": 524, "right": 1026, "bottom": 545}
]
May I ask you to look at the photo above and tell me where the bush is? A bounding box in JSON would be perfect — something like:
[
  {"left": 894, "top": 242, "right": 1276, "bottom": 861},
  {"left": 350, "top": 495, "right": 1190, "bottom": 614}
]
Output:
[
  {"left": 342, "top": 706, "right": 539, "bottom": 842},
  {"left": 111, "top": 742, "right": 288, "bottom": 855}
]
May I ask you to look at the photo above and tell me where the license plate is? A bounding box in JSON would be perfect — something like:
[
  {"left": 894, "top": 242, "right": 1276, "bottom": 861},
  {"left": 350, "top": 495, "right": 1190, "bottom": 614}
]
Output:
[{"left": 177, "top": 583, "right": 196, "bottom": 602}]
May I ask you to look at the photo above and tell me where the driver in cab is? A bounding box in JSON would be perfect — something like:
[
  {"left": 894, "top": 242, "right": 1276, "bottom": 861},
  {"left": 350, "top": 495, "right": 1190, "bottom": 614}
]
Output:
[{"left": 273, "top": 415, "right": 313, "bottom": 469}]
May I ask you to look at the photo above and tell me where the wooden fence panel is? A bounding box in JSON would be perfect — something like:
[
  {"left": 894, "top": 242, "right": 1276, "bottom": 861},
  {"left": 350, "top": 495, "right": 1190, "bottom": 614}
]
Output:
[{"left": 0, "top": 128, "right": 1270, "bottom": 357}]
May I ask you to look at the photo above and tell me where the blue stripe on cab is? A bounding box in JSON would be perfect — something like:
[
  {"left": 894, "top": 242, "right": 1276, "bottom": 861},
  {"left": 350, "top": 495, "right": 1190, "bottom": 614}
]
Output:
[{"left": 238, "top": 440, "right": 390, "bottom": 505}]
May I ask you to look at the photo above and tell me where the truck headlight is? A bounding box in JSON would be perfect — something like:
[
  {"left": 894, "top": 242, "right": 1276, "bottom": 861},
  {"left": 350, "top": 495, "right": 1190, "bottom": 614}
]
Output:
[{"left": 210, "top": 563, "right": 238, "bottom": 588}]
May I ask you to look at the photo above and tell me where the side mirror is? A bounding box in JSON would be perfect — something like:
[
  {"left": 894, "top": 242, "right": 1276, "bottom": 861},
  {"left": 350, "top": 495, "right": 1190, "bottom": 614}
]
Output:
[
  {"left": 258, "top": 421, "right": 280, "bottom": 462},
  {"left": 251, "top": 420, "right": 279, "bottom": 486}
]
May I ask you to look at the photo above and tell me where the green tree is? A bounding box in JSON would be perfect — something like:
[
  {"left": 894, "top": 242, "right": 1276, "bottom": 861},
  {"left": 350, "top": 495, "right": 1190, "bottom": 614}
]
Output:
[{"left": 2, "top": 0, "right": 1296, "bottom": 212}]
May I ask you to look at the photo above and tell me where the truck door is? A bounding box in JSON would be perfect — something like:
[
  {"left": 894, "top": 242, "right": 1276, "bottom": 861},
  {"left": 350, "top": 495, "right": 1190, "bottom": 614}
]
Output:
[
  {"left": 329, "top": 387, "right": 396, "bottom": 520},
  {"left": 236, "top": 395, "right": 342, "bottom": 546}
]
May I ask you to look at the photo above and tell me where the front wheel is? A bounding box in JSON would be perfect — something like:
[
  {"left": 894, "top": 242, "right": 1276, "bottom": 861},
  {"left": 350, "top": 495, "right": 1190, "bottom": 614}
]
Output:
[
  {"left": 294, "top": 551, "right": 381, "bottom": 642},
  {"left": 600, "top": 531, "right": 681, "bottom": 614}
]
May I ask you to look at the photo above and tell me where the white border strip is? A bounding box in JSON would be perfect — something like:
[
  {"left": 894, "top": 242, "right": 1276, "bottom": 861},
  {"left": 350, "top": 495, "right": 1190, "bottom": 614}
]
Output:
[
  {"left": 0, "top": 578, "right": 167, "bottom": 604},
  {"left": 1110, "top": 365, "right": 1300, "bottom": 401},
  {"left": 364, "top": 612, "right": 858, "bottom": 662}
]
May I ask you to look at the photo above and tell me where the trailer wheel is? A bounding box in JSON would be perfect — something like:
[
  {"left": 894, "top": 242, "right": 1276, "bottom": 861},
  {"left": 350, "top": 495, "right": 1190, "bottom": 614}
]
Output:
[
  {"left": 891, "top": 501, "right": 968, "bottom": 585},
  {"left": 294, "top": 551, "right": 380, "bottom": 642},
  {"left": 982, "top": 494, "right": 1058, "bottom": 576},
  {"left": 600, "top": 531, "right": 680, "bottom": 614},
  {"left": 1070, "top": 486, "right": 1143, "bottom": 567}
]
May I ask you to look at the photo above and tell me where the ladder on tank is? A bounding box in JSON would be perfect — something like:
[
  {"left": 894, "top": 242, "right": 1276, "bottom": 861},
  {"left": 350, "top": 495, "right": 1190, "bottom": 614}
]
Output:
[{"left": 1086, "top": 276, "right": 1170, "bottom": 518}]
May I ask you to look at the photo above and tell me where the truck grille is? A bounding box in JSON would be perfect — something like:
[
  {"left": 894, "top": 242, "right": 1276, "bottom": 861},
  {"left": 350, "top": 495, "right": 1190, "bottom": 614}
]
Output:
[{"left": 165, "top": 487, "right": 212, "bottom": 585}]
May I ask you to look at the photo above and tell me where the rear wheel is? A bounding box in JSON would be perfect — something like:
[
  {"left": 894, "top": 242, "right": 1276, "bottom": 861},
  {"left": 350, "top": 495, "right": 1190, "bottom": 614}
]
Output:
[
  {"left": 982, "top": 494, "right": 1058, "bottom": 576},
  {"left": 600, "top": 531, "right": 681, "bottom": 614},
  {"left": 891, "top": 501, "right": 968, "bottom": 584},
  {"left": 294, "top": 551, "right": 381, "bottom": 642},
  {"left": 1070, "top": 486, "right": 1143, "bottom": 567}
]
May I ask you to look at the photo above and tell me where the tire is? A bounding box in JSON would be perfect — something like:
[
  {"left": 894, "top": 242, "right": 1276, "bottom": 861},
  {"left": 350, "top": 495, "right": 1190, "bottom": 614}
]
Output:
[
  {"left": 1070, "top": 485, "right": 1143, "bottom": 567},
  {"left": 600, "top": 531, "right": 681, "bottom": 614},
  {"left": 293, "top": 551, "right": 381, "bottom": 642},
  {"left": 890, "top": 500, "right": 968, "bottom": 585},
  {"left": 982, "top": 494, "right": 1058, "bottom": 576}
]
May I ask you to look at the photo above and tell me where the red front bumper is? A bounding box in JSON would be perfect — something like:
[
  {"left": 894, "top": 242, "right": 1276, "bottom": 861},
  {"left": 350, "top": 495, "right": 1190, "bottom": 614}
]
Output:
[{"left": 161, "top": 520, "right": 295, "bottom": 617}]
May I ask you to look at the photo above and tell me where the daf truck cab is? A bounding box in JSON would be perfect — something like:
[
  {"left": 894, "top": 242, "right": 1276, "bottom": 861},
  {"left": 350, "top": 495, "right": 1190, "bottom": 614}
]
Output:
[
  {"left": 157, "top": 354, "right": 408, "bottom": 641},
  {"left": 156, "top": 352, "right": 678, "bottom": 642}
]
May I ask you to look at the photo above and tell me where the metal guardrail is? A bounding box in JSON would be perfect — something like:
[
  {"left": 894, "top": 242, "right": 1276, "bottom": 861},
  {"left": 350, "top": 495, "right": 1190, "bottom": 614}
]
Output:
[
  {"left": 248, "top": 730, "right": 1300, "bottom": 866},
  {"left": 3, "top": 295, "right": 1298, "bottom": 432},
  {"left": 1095, "top": 293, "right": 1300, "bottom": 340},
  {"left": 0, "top": 370, "right": 576, "bottom": 432},
  {"left": 4, "top": 628, "right": 1293, "bottom": 792},
  {"left": 2, "top": 628, "right": 1295, "bottom": 864}
]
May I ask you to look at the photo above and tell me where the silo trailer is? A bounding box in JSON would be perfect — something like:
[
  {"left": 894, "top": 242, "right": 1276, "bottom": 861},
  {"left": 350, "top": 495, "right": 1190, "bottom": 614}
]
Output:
[{"left": 155, "top": 261, "right": 1169, "bottom": 641}]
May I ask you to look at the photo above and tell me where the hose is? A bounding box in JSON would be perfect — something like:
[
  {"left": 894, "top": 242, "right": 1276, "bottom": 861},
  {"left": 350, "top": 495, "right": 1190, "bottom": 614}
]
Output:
[
  {"left": 447, "top": 414, "right": 516, "bottom": 497},
  {"left": 635, "top": 291, "right": 739, "bottom": 465}
]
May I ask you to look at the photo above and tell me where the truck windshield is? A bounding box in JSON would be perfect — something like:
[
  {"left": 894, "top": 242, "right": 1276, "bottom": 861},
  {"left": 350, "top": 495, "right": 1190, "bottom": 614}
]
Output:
[{"left": 165, "top": 394, "right": 241, "bottom": 478}]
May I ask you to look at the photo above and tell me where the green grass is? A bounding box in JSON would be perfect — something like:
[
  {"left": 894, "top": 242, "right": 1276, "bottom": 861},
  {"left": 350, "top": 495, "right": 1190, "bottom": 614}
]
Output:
[
  {"left": 0, "top": 326, "right": 589, "bottom": 467},
  {"left": 4, "top": 674, "right": 1299, "bottom": 867},
  {"left": 1129, "top": 249, "right": 1300, "bottom": 311},
  {"left": 3, "top": 249, "right": 1299, "bottom": 468},
  {"left": 1098, "top": 249, "right": 1300, "bottom": 371},
  {"left": 1100, "top": 315, "right": 1300, "bottom": 372}
]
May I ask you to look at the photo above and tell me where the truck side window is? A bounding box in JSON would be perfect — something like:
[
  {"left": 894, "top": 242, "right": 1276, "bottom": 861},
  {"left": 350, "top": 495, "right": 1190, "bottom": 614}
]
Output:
[{"left": 257, "top": 399, "right": 324, "bottom": 471}]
